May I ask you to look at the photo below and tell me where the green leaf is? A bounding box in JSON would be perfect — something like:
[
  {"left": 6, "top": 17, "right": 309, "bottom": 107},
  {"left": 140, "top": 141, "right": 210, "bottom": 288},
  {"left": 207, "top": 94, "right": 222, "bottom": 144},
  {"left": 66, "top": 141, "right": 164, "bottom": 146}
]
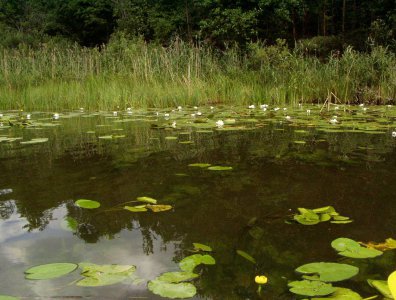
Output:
[
  {"left": 331, "top": 238, "right": 383, "bottom": 258},
  {"left": 388, "top": 271, "right": 396, "bottom": 299},
  {"left": 207, "top": 166, "right": 233, "bottom": 171},
  {"left": 331, "top": 220, "right": 353, "bottom": 224},
  {"left": 137, "top": 196, "right": 157, "bottom": 204},
  {"left": 179, "top": 254, "right": 216, "bottom": 272},
  {"left": 193, "top": 243, "right": 212, "bottom": 252},
  {"left": 124, "top": 205, "right": 148, "bottom": 212},
  {"left": 236, "top": 250, "right": 256, "bottom": 264},
  {"left": 148, "top": 280, "right": 197, "bottom": 299},
  {"left": 77, "top": 263, "right": 136, "bottom": 287},
  {"left": 146, "top": 204, "right": 173, "bottom": 212},
  {"left": 294, "top": 209, "right": 320, "bottom": 225},
  {"left": 188, "top": 163, "right": 212, "bottom": 168},
  {"left": 311, "top": 287, "right": 363, "bottom": 299},
  {"left": 295, "top": 262, "right": 359, "bottom": 282},
  {"left": 75, "top": 199, "right": 100, "bottom": 209},
  {"left": 288, "top": 280, "right": 336, "bottom": 297},
  {"left": 62, "top": 217, "right": 78, "bottom": 231},
  {"left": 20, "top": 138, "right": 48, "bottom": 145},
  {"left": 25, "top": 263, "right": 78, "bottom": 280},
  {"left": 368, "top": 279, "right": 392, "bottom": 298},
  {"left": 312, "top": 206, "right": 336, "bottom": 214},
  {"left": 156, "top": 272, "right": 199, "bottom": 283}
]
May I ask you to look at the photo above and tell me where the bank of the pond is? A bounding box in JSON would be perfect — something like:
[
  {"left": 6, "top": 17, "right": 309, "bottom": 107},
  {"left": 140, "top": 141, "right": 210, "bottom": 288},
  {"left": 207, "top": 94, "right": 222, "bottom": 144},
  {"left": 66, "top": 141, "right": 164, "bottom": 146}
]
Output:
[{"left": 0, "top": 40, "right": 395, "bottom": 111}]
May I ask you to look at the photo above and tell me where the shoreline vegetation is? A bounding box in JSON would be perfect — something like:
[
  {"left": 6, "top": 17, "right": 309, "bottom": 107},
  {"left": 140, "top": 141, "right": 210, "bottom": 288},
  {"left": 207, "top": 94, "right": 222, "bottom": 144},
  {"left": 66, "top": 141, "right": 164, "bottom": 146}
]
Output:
[{"left": 0, "top": 37, "right": 395, "bottom": 111}]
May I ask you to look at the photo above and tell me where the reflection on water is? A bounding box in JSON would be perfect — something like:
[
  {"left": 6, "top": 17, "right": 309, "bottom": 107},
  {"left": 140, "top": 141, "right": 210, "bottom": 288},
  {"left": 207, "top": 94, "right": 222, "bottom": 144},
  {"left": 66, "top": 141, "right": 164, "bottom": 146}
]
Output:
[{"left": 0, "top": 108, "right": 396, "bottom": 299}]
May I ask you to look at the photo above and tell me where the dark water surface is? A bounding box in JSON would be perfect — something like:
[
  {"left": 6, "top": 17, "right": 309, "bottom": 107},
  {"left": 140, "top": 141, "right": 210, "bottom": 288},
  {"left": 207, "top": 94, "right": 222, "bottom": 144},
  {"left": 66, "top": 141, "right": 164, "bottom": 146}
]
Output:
[{"left": 1, "top": 107, "right": 396, "bottom": 299}]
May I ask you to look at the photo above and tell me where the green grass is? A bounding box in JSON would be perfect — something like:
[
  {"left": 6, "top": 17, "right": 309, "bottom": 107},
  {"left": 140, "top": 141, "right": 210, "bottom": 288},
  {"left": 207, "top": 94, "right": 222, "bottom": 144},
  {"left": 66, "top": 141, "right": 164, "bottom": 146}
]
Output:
[{"left": 0, "top": 38, "right": 395, "bottom": 111}]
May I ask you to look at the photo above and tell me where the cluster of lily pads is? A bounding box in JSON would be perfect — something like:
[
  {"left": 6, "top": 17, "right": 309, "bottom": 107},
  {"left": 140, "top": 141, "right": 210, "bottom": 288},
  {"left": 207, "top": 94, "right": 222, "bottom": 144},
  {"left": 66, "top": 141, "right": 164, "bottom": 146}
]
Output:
[
  {"left": 286, "top": 237, "right": 395, "bottom": 299},
  {"left": 0, "top": 243, "right": 215, "bottom": 300},
  {"left": 75, "top": 196, "right": 172, "bottom": 213},
  {"left": 290, "top": 206, "right": 353, "bottom": 225}
]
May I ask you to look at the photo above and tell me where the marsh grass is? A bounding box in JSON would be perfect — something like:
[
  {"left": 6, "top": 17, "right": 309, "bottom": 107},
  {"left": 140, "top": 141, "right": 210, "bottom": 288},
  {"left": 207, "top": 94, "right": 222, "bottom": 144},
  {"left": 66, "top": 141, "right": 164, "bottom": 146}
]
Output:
[{"left": 0, "top": 37, "right": 395, "bottom": 111}]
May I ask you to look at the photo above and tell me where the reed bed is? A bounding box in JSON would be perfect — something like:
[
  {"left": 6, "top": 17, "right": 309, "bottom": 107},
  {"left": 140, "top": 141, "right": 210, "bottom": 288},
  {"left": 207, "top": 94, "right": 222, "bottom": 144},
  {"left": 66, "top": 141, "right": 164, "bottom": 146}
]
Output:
[{"left": 0, "top": 38, "right": 395, "bottom": 111}]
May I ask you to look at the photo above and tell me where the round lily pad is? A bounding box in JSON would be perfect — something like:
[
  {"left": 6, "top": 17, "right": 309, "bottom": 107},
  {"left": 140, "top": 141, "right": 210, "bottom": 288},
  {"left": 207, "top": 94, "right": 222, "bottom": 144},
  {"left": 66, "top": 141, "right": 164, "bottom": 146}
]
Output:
[
  {"left": 75, "top": 199, "right": 101, "bottom": 209},
  {"left": 311, "top": 287, "right": 362, "bottom": 299},
  {"left": 148, "top": 280, "right": 197, "bottom": 299},
  {"left": 207, "top": 166, "right": 233, "bottom": 171},
  {"left": 288, "top": 280, "right": 336, "bottom": 297},
  {"left": 156, "top": 272, "right": 199, "bottom": 283},
  {"left": 331, "top": 238, "right": 383, "bottom": 258},
  {"left": 296, "top": 262, "right": 359, "bottom": 282},
  {"left": 25, "top": 263, "right": 78, "bottom": 280}
]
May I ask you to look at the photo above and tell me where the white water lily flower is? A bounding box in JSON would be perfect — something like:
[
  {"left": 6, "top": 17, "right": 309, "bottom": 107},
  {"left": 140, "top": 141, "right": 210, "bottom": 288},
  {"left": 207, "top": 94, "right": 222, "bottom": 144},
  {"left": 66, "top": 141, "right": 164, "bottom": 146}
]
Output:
[
  {"left": 0, "top": 113, "right": 3, "bottom": 118},
  {"left": 210, "top": 106, "right": 214, "bottom": 110},
  {"left": 171, "top": 121, "right": 177, "bottom": 128},
  {"left": 126, "top": 107, "right": 132, "bottom": 111},
  {"left": 387, "top": 105, "right": 392, "bottom": 108},
  {"left": 363, "top": 107, "right": 368, "bottom": 111},
  {"left": 285, "top": 116, "right": 291, "bottom": 121},
  {"left": 196, "top": 111, "right": 202, "bottom": 116},
  {"left": 113, "top": 111, "right": 118, "bottom": 116},
  {"left": 53, "top": 113, "right": 60, "bottom": 120},
  {"left": 262, "top": 107, "right": 267, "bottom": 111},
  {"left": 79, "top": 107, "right": 84, "bottom": 112},
  {"left": 164, "top": 113, "right": 170, "bottom": 117},
  {"left": 274, "top": 107, "right": 280, "bottom": 111},
  {"left": 26, "top": 114, "right": 31, "bottom": 120},
  {"left": 392, "top": 131, "right": 396, "bottom": 137},
  {"left": 248, "top": 104, "right": 255, "bottom": 109},
  {"left": 191, "top": 113, "right": 196, "bottom": 117},
  {"left": 194, "top": 106, "right": 198, "bottom": 110},
  {"left": 283, "top": 107, "right": 287, "bottom": 111},
  {"left": 177, "top": 106, "right": 182, "bottom": 111},
  {"left": 359, "top": 103, "right": 364, "bottom": 107},
  {"left": 330, "top": 118, "right": 338, "bottom": 124},
  {"left": 216, "top": 120, "right": 224, "bottom": 127},
  {"left": 306, "top": 109, "right": 311, "bottom": 115},
  {"left": 260, "top": 104, "right": 268, "bottom": 109},
  {"left": 335, "top": 106, "right": 339, "bottom": 110}
]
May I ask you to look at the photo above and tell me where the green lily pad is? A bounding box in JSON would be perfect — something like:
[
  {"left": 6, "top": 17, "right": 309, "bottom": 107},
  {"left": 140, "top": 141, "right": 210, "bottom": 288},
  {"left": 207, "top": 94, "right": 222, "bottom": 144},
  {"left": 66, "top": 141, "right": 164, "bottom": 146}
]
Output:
[
  {"left": 25, "top": 263, "right": 78, "bottom": 280},
  {"left": 148, "top": 280, "right": 197, "bottom": 299},
  {"left": 20, "top": 138, "right": 48, "bottom": 145},
  {"left": 312, "top": 206, "right": 336, "bottom": 214},
  {"left": 179, "top": 254, "right": 216, "bottom": 272},
  {"left": 137, "top": 196, "right": 157, "bottom": 204},
  {"left": 367, "top": 279, "right": 392, "bottom": 298},
  {"left": 236, "top": 250, "right": 256, "bottom": 264},
  {"left": 77, "top": 263, "right": 136, "bottom": 287},
  {"left": 288, "top": 280, "right": 336, "bottom": 297},
  {"left": 207, "top": 166, "right": 233, "bottom": 171},
  {"left": 156, "top": 272, "right": 199, "bottom": 283},
  {"left": 331, "top": 238, "right": 383, "bottom": 258},
  {"left": 296, "top": 262, "right": 359, "bottom": 282},
  {"left": 331, "top": 220, "right": 353, "bottom": 224},
  {"left": 192, "top": 243, "right": 212, "bottom": 252},
  {"left": 188, "top": 163, "right": 212, "bottom": 168},
  {"left": 310, "top": 287, "right": 363, "bottom": 299},
  {"left": 124, "top": 205, "right": 148, "bottom": 212},
  {"left": 75, "top": 199, "right": 101, "bottom": 209}
]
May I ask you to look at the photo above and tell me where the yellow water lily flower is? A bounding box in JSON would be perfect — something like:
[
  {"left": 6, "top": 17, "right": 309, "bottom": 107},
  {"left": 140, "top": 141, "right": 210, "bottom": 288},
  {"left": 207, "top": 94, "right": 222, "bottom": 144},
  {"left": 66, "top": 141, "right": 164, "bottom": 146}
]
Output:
[{"left": 255, "top": 275, "right": 268, "bottom": 285}]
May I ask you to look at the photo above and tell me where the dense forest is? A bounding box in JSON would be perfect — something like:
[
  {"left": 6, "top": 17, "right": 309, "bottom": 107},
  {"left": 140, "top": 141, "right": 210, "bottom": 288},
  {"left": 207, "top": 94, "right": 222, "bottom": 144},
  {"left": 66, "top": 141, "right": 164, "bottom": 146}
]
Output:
[{"left": 0, "top": 0, "right": 395, "bottom": 50}]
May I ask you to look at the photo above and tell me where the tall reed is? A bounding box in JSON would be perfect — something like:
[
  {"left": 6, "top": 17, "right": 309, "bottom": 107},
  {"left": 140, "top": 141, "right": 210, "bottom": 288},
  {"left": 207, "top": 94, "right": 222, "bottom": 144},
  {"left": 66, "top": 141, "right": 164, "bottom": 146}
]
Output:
[{"left": 0, "top": 37, "right": 394, "bottom": 111}]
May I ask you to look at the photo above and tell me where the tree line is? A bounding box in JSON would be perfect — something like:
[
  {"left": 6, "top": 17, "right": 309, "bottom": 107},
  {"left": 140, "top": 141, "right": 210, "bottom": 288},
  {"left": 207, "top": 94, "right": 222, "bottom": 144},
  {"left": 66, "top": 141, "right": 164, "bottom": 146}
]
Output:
[{"left": 0, "top": 0, "right": 395, "bottom": 50}]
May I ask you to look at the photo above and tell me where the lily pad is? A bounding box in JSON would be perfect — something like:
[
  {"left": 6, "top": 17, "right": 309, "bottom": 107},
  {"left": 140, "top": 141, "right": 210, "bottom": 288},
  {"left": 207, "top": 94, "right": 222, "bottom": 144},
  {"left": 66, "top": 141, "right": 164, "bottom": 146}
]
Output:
[
  {"left": 310, "top": 287, "right": 363, "bottom": 299},
  {"left": 331, "top": 238, "right": 383, "bottom": 258},
  {"left": 25, "top": 263, "right": 78, "bottom": 280},
  {"left": 124, "top": 205, "right": 148, "bottom": 212},
  {"left": 77, "top": 263, "right": 136, "bottom": 287},
  {"left": 156, "top": 272, "right": 199, "bottom": 283},
  {"left": 146, "top": 204, "right": 173, "bottom": 212},
  {"left": 388, "top": 271, "right": 396, "bottom": 299},
  {"left": 20, "top": 138, "right": 48, "bottom": 145},
  {"left": 148, "top": 280, "right": 197, "bottom": 299},
  {"left": 192, "top": 243, "right": 212, "bottom": 252},
  {"left": 236, "top": 250, "right": 256, "bottom": 264},
  {"left": 207, "top": 166, "right": 233, "bottom": 171},
  {"left": 75, "top": 199, "right": 101, "bottom": 209},
  {"left": 296, "top": 262, "right": 359, "bottom": 282},
  {"left": 368, "top": 279, "right": 392, "bottom": 298},
  {"left": 288, "top": 280, "right": 336, "bottom": 297},
  {"left": 137, "top": 196, "right": 157, "bottom": 204},
  {"left": 188, "top": 163, "right": 212, "bottom": 168},
  {"left": 179, "top": 254, "right": 216, "bottom": 272}
]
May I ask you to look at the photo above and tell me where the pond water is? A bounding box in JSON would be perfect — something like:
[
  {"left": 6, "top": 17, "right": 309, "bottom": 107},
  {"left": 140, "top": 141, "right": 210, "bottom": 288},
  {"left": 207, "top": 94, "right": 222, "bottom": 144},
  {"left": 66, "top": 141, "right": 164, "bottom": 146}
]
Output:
[{"left": 0, "top": 105, "right": 396, "bottom": 299}]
